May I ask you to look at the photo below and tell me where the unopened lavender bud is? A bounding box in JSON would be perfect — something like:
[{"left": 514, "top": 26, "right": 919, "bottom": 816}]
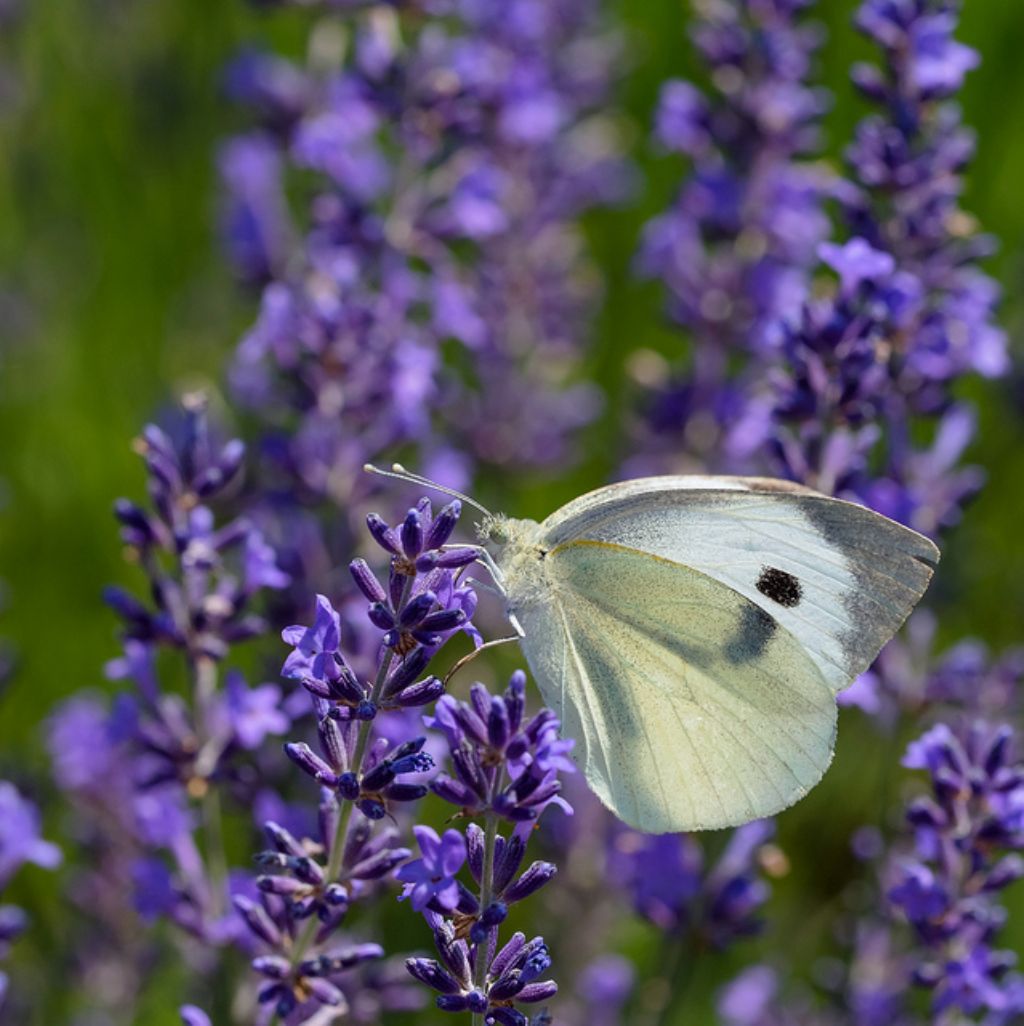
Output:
[
  {"left": 428, "top": 547, "right": 478, "bottom": 569},
  {"left": 361, "top": 761, "right": 397, "bottom": 792},
  {"left": 488, "top": 696, "right": 510, "bottom": 749},
  {"left": 518, "top": 981, "right": 558, "bottom": 1003},
  {"left": 493, "top": 833, "right": 526, "bottom": 893},
  {"left": 426, "top": 500, "right": 462, "bottom": 549},
  {"left": 389, "top": 676, "right": 444, "bottom": 708},
  {"left": 419, "top": 608, "right": 467, "bottom": 632},
  {"left": 357, "top": 797, "right": 387, "bottom": 819},
  {"left": 470, "top": 901, "right": 508, "bottom": 943},
  {"left": 368, "top": 602, "right": 395, "bottom": 631},
  {"left": 323, "top": 883, "right": 349, "bottom": 907},
  {"left": 257, "top": 874, "right": 311, "bottom": 897},
  {"left": 366, "top": 513, "right": 401, "bottom": 554},
  {"left": 489, "top": 932, "right": 526, "bottom": 979},
  {"left": 399, "top": 592, "right": 437, "bottom": 628},
  {"left": 349, "top": 558, "right": 387, "bottom": 603},
  {"left": 284, "top": 742, "right": 337, "bottom": 785},
  {"left": 504, "top": 861, "right": 557, "bottom": 903},
  {"left": 252, "top": 955, "right": 290, "bottom": 979},
  {"left": 384, "top": 782, "right": 429, "bottom": 802},
  {"left": 265, "top": 821, "right": 305, "bottom": 856},
  {"left": 231, "top": 898, "right": 281, "bottom": 943},
  {"left": 406, "top": 957, "right": 462, "bottom": 994},
  {"left": 355, "top": 700, "right": 377, "bottom": 720},
  {"left": 337, "top": 772, "right": 361, "bottom": 801},
  {"left": 401, "top": 508, "right": 425, "bottom": 558},
  {"left": 382, "top": 646, "right": 431, "bottom": 695},
  {"left": 437, "top": 995, "right": 471, "bottom": 1012},
  {"left": 302, "top": 676, "right": 333, "bottom": 699},
  {"left": 466, "top": 989, "right": 489, "bottom": 1013},
  {"left": 430, "top": 776, "right": 479, "bottom": 809},
  {"left": 317, "top": 714, "right": 348, "bottom": 771}
]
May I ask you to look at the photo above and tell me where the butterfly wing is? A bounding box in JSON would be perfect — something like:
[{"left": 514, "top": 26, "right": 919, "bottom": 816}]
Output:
[
  {"left": 513, "top": 538, "right": 836, "bottom": 833},
  {"left": 539, "top": 476, "right": 938, "bottom": 695}
]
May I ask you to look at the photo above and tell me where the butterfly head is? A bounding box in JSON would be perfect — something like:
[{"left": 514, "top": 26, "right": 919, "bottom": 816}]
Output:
[{"left": 478, "top": 513, "right": 541, "bottom": 550}]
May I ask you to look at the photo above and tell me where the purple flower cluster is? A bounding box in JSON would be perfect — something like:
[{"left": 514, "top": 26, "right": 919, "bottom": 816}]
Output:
[
  {"left": 403, "top": 672, "right": 572, "bottom": 1025},
  {"left": 230, "top": 496, "right": 487, "bottom": 1023},
  {"left": 887, "top": 721, "right": 1024, "bottom": 1019},
  {"left": 609, "top": 818, "right": 777, "bottom": 949},
  {"left": 105, "top": 393, "right": 289, "bottom": 663},
  {"left": 0, "top": 783, "right": 60, "bottom": 1008},
  {"left": 842, "top": 610, "right": 1024, "bottom": 725},
  {"left": 732, "top": 0, "right": 1004, "bottom": 535},
  {"left": 633, "top": 0, "right": 831, "bottom": 472},
  {"left": 222, "top": 0, "right": 626, "bottom": 511},
  {"left": 846, "top": 0, "right": 1004, "bottom": 381},
  {"left": 426, "top": 672, "right": 574, "bottom": 826},
  {"left": 50, "top": 397, "right": 293, "bottom": 964}
]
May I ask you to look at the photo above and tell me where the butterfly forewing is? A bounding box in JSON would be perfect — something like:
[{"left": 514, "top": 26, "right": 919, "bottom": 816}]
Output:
[
  {"left": 540, "top": 477, "right": 938, "bottom": 696},
  {"left": 515, "top": 539, "right": 837, "bottom": 833}
]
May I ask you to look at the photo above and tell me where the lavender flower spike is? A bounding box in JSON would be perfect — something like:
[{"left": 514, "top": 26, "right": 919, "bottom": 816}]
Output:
[
  {"left": 235, "top": 495, "right": 484, "bottom": 1021},
  {"left": 401, "top": 673, "right": 571, "bottom": 1024},
  {"left": 888, "top": 721, "right": 1024, "bottom": 1018}
]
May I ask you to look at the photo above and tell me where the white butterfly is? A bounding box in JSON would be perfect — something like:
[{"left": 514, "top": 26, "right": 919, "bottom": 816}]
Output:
[{"left": 368, "top": 467, "right": 939, "bottom": 834}]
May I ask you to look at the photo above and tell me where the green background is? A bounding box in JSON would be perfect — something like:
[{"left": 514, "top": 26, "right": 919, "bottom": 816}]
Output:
[{"left": 2, "top": 0, "right": 1023, "bottom": 1022}]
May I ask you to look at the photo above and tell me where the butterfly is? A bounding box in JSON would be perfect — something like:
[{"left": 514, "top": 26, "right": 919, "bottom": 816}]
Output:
[{"left": 367, "top": 466, "right": 939, "bottom": 834}]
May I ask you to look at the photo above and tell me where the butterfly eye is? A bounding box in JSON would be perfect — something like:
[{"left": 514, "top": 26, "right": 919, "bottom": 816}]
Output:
[{"left": 480, "top": 514, "right": 510, "bottom": 544}]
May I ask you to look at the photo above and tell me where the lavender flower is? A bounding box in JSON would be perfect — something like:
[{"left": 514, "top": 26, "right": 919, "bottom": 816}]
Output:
[
  {"left": 634, "top": 0, "right": 831, "bottom": 471},
  {"left": 733, "top": 0, "right": 1003, "bottom": 536},
  {"left": 222, "top": 0, "right": 626, "bottom": 523},
  {"left": 234, "top": 496, "right": 487, "bottom": 1022},
  {"left": 841, "top": 611, "right": 1024, "bottom": 725},
  {"left": 180, "top": 1006, "right": 213, "bottom": 1026},
  {"left": 407, "top": 916, "right": 557, "bottom": 1025},
  {"left": 0, "top": 783, "right": 60, "bottom": 1008},
  {"left": 0, "top": 783, "right": 60, "bottom": 884},
  {"left": 398, "top": 671, "right": 571, "bottom": 1025},
  {"left": 53, "top": 397, "right": 295, "bottom": 960},
  {"left": 609, "top": 818, "right": 776, "bottom": 949},
  {"left": 397, "top": 827, "right": 467, "bottom": 912},
  {"left": 853, "top": 721, "right": 1024, "bottom": 1022},
  {"left": 427, "top": 671, "right": 574, "bottom": 825}
]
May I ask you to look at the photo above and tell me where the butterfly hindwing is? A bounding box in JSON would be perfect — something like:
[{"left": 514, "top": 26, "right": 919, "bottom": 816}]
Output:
[{"left": 514, "top": 539, "right": 837, "bottom": 833}]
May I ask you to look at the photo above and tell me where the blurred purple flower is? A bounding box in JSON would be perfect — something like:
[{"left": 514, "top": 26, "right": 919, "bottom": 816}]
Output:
[
  {"left": 0, "top": 783, "right": 60, "bottom": 1008},
  {"left": 220, "top": 0, "right": 629, "bottom": 546},
  {"left": 180, "top": 1006, "right": 212, "bottom": 1026},
  {"left": 0, "top": 783, "right": 61, "bottom": 884},
  {"left": 220, "top": 672, "right": 289, "bottom": 750},
  {"left": 609, "top": 818, "right": 775, "bottom": 949},
  {"left": 886, "top": 720, "right": 1024, "bottom": 1017},
  {"left": 633, "top": 0, "right": 831, "bottom": 472}
]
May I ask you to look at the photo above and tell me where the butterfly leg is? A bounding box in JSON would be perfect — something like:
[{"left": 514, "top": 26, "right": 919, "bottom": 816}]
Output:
[
  {"left": 441, "top": 634, "right": 522, "bottom": 687},
  {"left": 440, "top": 543, "right": 507, "bottom": 589}
]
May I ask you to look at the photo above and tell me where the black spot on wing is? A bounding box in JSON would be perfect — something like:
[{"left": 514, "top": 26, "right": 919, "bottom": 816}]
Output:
[
  {"left": 757, "top": 566, "right": 802, "bottom": 608},
  {"left": 726, "top": 605, "right": 777, "bottom": 664}
]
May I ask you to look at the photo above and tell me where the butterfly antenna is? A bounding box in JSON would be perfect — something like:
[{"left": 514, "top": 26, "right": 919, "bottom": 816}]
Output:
[{"left": 363, "top": 462, "right": 494, "bottom": 518}]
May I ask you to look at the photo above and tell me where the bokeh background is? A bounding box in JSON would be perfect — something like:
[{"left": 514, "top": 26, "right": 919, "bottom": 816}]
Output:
[{"left": 3, "top": 0, "right": 1024, "bottom": 1023}]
